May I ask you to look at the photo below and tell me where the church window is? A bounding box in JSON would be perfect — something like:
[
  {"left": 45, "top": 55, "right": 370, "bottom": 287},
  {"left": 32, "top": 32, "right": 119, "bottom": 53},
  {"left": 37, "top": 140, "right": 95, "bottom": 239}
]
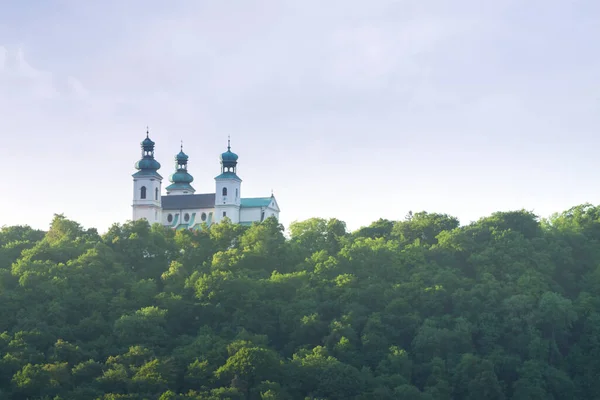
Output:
[
  {"left": 167, "top": 214, "right": 173, "bottom": 223},
  {"left": 155, "top": 188, "right": 158, "bottom": 200},
  {"left": 201, "top": 212, "right": 207, "bottom": 221},
  {"left": 140, "top": 186, "right": 147, "bottom": 199},
  {"left": 184, "top": 213, "right": 190, "bottom": 222},
  {"left": 222, "top": 187, "right": 228, "bottom": 196},
  {"left": 236, "top": 188, "right": 238, "bottom": 199},
  {"left": 223, "top": 211, "right": 227, "bottom": 217},
  {"left": 261, "top": 211, "right": 265, "bottom": 221}
]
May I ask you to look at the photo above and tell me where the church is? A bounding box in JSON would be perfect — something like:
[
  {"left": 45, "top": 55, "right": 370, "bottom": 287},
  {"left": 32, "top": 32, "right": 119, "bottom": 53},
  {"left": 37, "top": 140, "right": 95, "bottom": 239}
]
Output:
[{"left": 131, "top": 129, "right": 280, "bottom": 229}]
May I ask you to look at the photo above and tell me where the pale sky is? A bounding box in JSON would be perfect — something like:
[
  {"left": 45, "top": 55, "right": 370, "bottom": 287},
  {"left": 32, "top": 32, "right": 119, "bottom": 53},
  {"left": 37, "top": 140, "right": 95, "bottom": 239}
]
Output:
[{"left": 0, "top": 0, "right": 599, "bottom": 233}]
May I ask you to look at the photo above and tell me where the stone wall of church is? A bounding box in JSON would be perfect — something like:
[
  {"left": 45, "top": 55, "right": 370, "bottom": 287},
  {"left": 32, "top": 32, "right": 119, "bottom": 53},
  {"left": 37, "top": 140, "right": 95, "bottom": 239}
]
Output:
[
  {"left": 239, "top": 207, "right": 279, "bottom": 223},
  {"left": 240, "top": 207, "right": 261, "bottom": 222},
  {"left": 214, "top": 205, "right": 241, "bottom": 224},
  {"left": 133, "top": 205, "right": 162, "bottom": 225},
  {"left": 161, "top": 208, "right": 215, "bottom": 227}
]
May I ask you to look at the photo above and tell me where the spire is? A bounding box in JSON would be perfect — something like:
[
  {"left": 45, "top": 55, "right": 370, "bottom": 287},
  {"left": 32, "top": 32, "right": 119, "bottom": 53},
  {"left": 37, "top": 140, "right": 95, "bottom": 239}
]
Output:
[
  {"left": 134, "top": 127, "right": 161, "bottom": 175},
  {"left": 216, "top": 137, "right": 241, "bottom": 181},
  {"left": 219, "top": 136, "right": 239, "bottom": 175},
  {"left": 167, "top": 144, "right": 195, "bottom": 194},
  {"left": 176, "top": 145, "right": 189, "bottom": 167}
]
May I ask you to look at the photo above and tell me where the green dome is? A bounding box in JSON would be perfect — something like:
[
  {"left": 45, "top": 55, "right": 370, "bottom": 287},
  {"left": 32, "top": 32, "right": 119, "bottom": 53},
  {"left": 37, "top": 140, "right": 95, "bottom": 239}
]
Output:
[
  {"left": 170, "top": 170, "right": 194, "bottom": 184},
  {"left": 167, "top": 145, "right": 194, "bottom": 191},
  {"left": 141, "top": 132, "right": 155, "bottom": 153},
  {"left": 142, "top": 136, "right": 155, "bottom": 147},
  {"left": 220, "top": 150, "right": 238, "bottom": 163},
  {"left": 220, "top": 138, "right": 238, "bottom": 165},
  {"left": 176, "top": 150, "right": 189, "bottom": 162},
  {"left": 134, "top": 129, "right": 161, "bottom": 175},
  {"left": 165, "top": 182, "right": 195, "bottom": 192},
  {"left": 135, "top": 157, "right": 161, "bottom": 170}
]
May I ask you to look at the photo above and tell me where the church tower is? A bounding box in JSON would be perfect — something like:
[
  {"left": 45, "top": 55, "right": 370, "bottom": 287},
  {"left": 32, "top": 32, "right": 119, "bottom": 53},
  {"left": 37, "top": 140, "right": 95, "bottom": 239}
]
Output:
[
  {"left": 165, "top": 144, "right": 195, "bottom": 195},
  {"left": 132, "top": 129, "right": 162, "bottom": 224},
  {"left": 214, "top": 138, "right": 241, "bottom": 223}
]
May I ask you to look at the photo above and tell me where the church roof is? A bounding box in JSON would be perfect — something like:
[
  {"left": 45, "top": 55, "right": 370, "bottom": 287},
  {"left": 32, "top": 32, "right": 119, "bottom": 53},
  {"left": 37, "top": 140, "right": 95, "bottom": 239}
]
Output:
[
  {"left": 161, "top": 193, "right": 216, "bottom": 210},
  {"left": 132, "top": 170, "right": 163, "bottom": 179},
  {"left": 215, "top": 172, "right": 241, "bottom": 181},
  {"left": 240, "top": 197, "right": 273, "bottom": 208},
  {"left": 165, "top": 182, "right": 195, "bottom": 192}
]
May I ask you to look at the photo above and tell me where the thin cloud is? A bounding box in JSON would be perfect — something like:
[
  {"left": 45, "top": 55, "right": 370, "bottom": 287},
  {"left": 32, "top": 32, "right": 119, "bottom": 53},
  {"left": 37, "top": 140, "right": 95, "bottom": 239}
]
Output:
[
  {"left": 66, "top": 76, "right": 88, "bottom": 98},
  {"left": 0, "top": 47, "right": 59, "bottom": 99},
  {"left": 0, "top": 0, "right": 598, "bottom": 233},
  {"left": 0, "top": 46, "right": 6, "bottom": 71}
]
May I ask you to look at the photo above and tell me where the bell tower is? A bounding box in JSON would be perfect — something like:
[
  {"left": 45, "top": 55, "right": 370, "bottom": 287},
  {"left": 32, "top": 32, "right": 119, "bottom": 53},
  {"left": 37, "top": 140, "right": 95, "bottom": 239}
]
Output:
[
  {"left": 132, "top": 128, "right": 163, "bottom": 224},
  {"left": 214, "top": 137, "right": 241, "bottom": 223},
  {"left": 165, "top": 143, "right": 195, "bottom": 195}
]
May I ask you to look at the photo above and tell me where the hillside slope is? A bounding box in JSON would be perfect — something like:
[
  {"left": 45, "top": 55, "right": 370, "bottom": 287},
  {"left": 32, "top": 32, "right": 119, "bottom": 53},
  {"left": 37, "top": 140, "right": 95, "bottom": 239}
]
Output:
[{"left": 1, "top": 207, "right": 599, "bottom": 399}]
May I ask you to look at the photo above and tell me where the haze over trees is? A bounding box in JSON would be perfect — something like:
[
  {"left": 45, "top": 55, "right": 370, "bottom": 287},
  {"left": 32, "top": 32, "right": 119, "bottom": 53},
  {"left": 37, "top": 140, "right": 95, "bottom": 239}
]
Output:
[{"left": 1, "top": 205, "right": 600, "bottom": 399}]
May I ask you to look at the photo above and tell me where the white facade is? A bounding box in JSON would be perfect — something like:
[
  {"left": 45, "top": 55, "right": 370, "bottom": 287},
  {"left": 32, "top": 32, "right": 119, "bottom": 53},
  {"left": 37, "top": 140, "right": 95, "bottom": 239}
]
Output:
[
  {"left": 165, "top": 187, "right": 195, "bottom": 196},
  {"left": 161, "top": 208, "right": 214, "bottom": 226},
  {"left": 215, "top": 177, "right": 241, "bottom": 206},
  {"left": 239, "top": 197, "right": 280, "bottom": 223},
  {"left": 132, "top": 176, "right": 162, "bottom": 225},
  {"left": 214, "top": 176, "right": 242, "bottom": 224},
  {"left": 131, "top": 134, "right": 279, "bottom": 229}
]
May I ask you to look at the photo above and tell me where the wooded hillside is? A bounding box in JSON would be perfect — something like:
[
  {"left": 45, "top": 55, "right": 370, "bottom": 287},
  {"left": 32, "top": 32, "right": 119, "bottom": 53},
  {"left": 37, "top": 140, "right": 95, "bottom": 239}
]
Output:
[{"left": 1, "top": 206, "right": 599, "bottom": 399}]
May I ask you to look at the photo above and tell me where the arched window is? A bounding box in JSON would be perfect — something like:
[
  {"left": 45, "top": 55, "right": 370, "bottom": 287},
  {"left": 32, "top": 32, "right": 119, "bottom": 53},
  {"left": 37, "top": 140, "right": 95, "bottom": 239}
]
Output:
[
  {"left": 235, "top": 188, "right": 238, "bottom": 199},
  {"left": 222, "top": 187, "right": 228, "bottom": 196},
  {"left": 140, "top": 186, "right": 147, "bottom": 199},
  {"left": 201, "top": 212, "right": 207, "bottom": 221},
  {"left": 167, "top": 214, "right": 173, "bottom": 223},
  {"left": 155, "top": 187, "right": 159, "bottom": 200}
]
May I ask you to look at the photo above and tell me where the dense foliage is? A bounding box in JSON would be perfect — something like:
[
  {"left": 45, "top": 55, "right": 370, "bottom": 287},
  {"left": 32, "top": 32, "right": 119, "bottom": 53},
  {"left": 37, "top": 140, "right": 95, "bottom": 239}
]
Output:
[{"left": 2, "top": 205, "right": 600, "bottom": 399}]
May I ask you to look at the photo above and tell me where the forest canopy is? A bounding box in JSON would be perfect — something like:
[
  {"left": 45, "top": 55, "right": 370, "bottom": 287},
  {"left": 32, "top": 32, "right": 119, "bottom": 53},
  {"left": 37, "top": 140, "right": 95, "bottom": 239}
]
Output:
[{"left": 1, "top": 205, "right": 600, "bottom": 399}]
